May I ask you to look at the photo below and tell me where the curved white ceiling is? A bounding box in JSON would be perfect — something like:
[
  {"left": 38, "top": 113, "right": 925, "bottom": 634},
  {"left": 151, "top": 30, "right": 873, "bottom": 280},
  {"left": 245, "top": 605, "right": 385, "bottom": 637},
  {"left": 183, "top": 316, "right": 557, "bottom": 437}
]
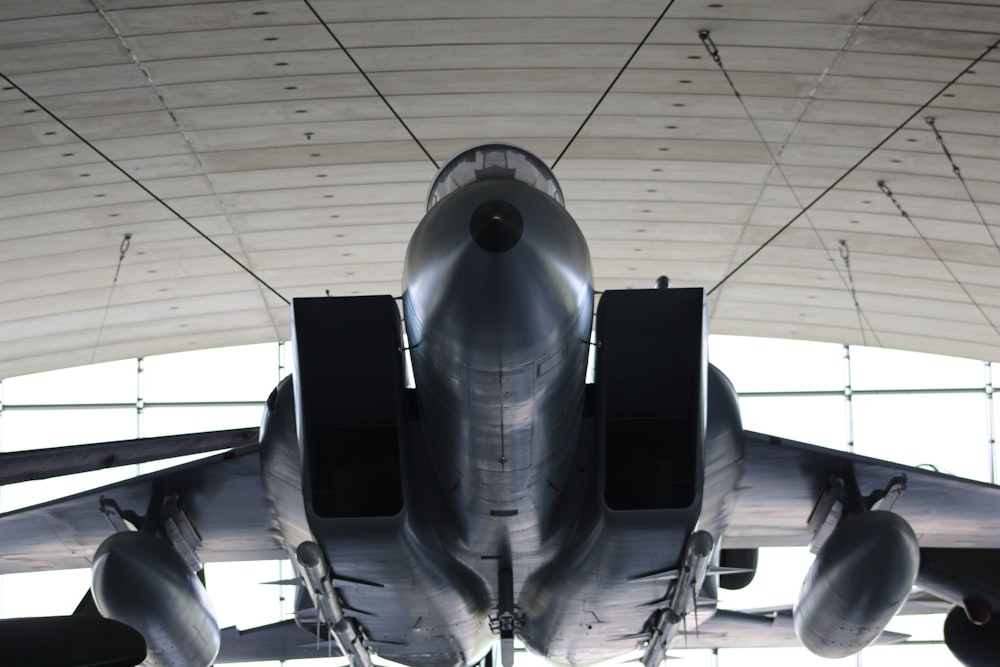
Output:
[{"left": 1, "top": 0, "right": 999, "bottom": 378}]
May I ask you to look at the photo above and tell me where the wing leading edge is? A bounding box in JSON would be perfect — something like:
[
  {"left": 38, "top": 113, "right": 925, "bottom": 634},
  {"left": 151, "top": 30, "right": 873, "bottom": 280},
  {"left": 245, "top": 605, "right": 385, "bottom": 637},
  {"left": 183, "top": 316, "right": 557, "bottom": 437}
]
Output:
[{"left": 0, "top": 428, "right": 258, "bottom": 486}]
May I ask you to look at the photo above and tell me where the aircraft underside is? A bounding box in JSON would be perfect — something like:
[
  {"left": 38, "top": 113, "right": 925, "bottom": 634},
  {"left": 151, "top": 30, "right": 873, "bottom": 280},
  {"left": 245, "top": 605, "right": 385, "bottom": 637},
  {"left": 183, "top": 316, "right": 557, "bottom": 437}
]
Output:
[{"left": 266, "top": 277, "right": 720, "bottom": 667}]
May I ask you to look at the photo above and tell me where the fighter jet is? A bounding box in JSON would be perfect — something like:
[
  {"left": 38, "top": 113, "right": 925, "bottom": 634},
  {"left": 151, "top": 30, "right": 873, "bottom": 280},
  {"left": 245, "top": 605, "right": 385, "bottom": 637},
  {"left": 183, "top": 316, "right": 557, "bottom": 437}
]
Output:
[{"left": 2, "top": 144, "right": 999, "bottom": 667}]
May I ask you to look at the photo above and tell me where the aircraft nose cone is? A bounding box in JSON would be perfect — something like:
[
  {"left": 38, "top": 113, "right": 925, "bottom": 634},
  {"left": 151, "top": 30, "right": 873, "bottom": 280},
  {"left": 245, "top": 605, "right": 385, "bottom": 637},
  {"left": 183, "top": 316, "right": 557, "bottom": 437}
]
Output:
[{"left": 470, "top": 200, "right": 523, "bottom": 252}]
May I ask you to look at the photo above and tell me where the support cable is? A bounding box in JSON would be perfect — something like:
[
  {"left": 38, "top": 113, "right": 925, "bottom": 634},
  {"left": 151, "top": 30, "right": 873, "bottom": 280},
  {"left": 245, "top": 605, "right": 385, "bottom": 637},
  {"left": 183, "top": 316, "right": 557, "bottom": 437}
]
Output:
[
  {"left": 708, "top": 36, "right": 1000, "bottom": 295},
  {"left": 838, "top": 241, "right": 874, "bottom": 347},
  {"left": 924, "top": 116, "right": 1000, "bottom": 257},
  {"left": 551, "top": 0, "right": 677, "bottom": 169},
  {"left": 877, "top": 179, "right": 1000, "bottom": 340},
  {"left": 91, "top": 233, "right": 133, "bottom": 364},
  {"left": 985, "top": 361, "right": 996, "bottom": 485},
  {"left": 0, "top": 72, "right": 290, "bottom": 306},
  {"left": 301, "top": 0, "right": 438, "bottom": 168},
  {"left": 700, "top": 30, "right": 880, "bottom": 344},
  {"left": 843, "top": 345, "right": 855, "bottom": 453}
]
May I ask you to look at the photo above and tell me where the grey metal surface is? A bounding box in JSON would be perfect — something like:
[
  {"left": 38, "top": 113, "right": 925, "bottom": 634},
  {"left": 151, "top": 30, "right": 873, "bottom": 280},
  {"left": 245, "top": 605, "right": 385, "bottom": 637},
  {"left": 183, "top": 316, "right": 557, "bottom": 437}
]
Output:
[
  {"left": 92, "top": 531, "right": 221, "bottom": 667},
  {"left": 2, "top": 1, "right": 1000, "bottom": 379},
  {"left": 793, "top": 511, "right": 919, "bottom": 658},
  {"left": 679, "top": 608, "right": 909, "bottom": 650},
  {"left": 0, "top": 445, "right": 285, "bottom": 573},
  {"left": 0, "top": 427, "right": 258, "bottom": 485},
  {"left": 727, "top": 431, "right": 1000, "bottom": 548},
  {"left": 217, "top": 619, "right": 341, "bottom": 663}
]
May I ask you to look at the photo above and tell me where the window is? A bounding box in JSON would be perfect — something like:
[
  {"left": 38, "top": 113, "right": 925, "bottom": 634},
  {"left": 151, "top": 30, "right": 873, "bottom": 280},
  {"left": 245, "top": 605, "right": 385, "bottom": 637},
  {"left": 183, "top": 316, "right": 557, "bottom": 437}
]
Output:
[{"left": 2, "top": 337, "right": 987, "bottom": 666}]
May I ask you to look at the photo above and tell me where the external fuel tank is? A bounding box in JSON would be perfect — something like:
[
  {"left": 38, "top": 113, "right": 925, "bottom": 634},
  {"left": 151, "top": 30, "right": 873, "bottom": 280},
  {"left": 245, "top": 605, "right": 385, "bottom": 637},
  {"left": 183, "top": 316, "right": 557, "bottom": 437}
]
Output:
[
  {"left": 794, "top": 510, "right": 919, "bottom": 658},
  {"left": 92, "top": 531, "right": 220, "bottom": 667}
]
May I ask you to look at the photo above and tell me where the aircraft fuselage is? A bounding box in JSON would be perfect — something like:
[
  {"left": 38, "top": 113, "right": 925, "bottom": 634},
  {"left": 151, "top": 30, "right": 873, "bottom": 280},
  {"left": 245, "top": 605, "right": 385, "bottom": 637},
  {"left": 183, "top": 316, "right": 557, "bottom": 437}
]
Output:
[
  {"left": 403, "top": 174, "right": 594, "bottom": 572},
  {"left": 260, "top": 144, "right": 745, "bottom": 667}
]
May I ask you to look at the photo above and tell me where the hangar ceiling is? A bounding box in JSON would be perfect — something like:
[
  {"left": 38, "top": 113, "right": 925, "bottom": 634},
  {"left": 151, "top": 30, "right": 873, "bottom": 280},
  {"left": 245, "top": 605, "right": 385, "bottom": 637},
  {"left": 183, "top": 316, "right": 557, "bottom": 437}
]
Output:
[{"left": 1, "top": 0, "right": 999, "bottom": 379}]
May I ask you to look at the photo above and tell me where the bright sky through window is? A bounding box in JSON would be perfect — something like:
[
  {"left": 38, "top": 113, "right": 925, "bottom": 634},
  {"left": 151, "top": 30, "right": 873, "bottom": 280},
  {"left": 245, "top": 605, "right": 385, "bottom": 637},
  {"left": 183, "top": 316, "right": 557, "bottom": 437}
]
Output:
[{"left": 0, "top": 337, "right": 995, "bottom": 666}]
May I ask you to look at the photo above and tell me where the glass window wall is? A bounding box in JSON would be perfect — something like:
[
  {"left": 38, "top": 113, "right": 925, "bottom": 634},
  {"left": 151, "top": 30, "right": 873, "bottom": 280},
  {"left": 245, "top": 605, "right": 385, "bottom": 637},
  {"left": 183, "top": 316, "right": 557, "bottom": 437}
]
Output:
[{"left": 2, "top": 336, "right": 993, "bottom": 667}]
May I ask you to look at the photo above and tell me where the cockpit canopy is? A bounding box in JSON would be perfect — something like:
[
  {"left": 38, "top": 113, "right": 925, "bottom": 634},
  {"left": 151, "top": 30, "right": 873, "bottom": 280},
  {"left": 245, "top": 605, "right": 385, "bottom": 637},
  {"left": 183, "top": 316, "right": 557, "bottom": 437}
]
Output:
[{"left": 426, "top": 143, "right": 565, "bottom": 211}]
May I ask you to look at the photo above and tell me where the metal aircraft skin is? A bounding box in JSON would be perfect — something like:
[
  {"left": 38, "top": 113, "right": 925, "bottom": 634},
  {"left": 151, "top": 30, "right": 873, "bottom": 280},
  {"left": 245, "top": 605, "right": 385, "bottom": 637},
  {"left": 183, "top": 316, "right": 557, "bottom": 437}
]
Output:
[{"left": 3, "top": 144, "right": 1000, "bottom": 667}]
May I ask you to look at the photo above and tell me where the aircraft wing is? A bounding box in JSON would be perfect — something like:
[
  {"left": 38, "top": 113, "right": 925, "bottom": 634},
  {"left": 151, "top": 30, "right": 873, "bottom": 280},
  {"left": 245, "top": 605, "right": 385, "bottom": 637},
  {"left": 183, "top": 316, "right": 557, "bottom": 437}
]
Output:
[
  {"left": 680, "top": 609, "right": 909, "bottom": 650},
  {"left": 217, "top": 620, "right": 342, "bottom": 663},
  {"left": 725, "top": 431, "right": 1000, "bottom": 549},
  {"left": 0, "top": 428, "right": 258, "bottom": 486},
  {"left": 0, "top": 443, "right": 285, "bottom": 574},
  {"left": 686, "top": 590, "right": 950, "bottom": 650},
  {"left": 732, "top": 588, "right": 954, "bottom": 619}
]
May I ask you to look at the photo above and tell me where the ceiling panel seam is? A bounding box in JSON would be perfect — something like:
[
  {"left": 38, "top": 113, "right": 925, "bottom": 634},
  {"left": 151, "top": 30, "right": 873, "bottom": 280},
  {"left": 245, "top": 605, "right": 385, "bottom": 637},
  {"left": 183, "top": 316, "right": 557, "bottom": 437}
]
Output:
[{"left": 93, "top": 0, "right": 291, "bottom": 332}]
